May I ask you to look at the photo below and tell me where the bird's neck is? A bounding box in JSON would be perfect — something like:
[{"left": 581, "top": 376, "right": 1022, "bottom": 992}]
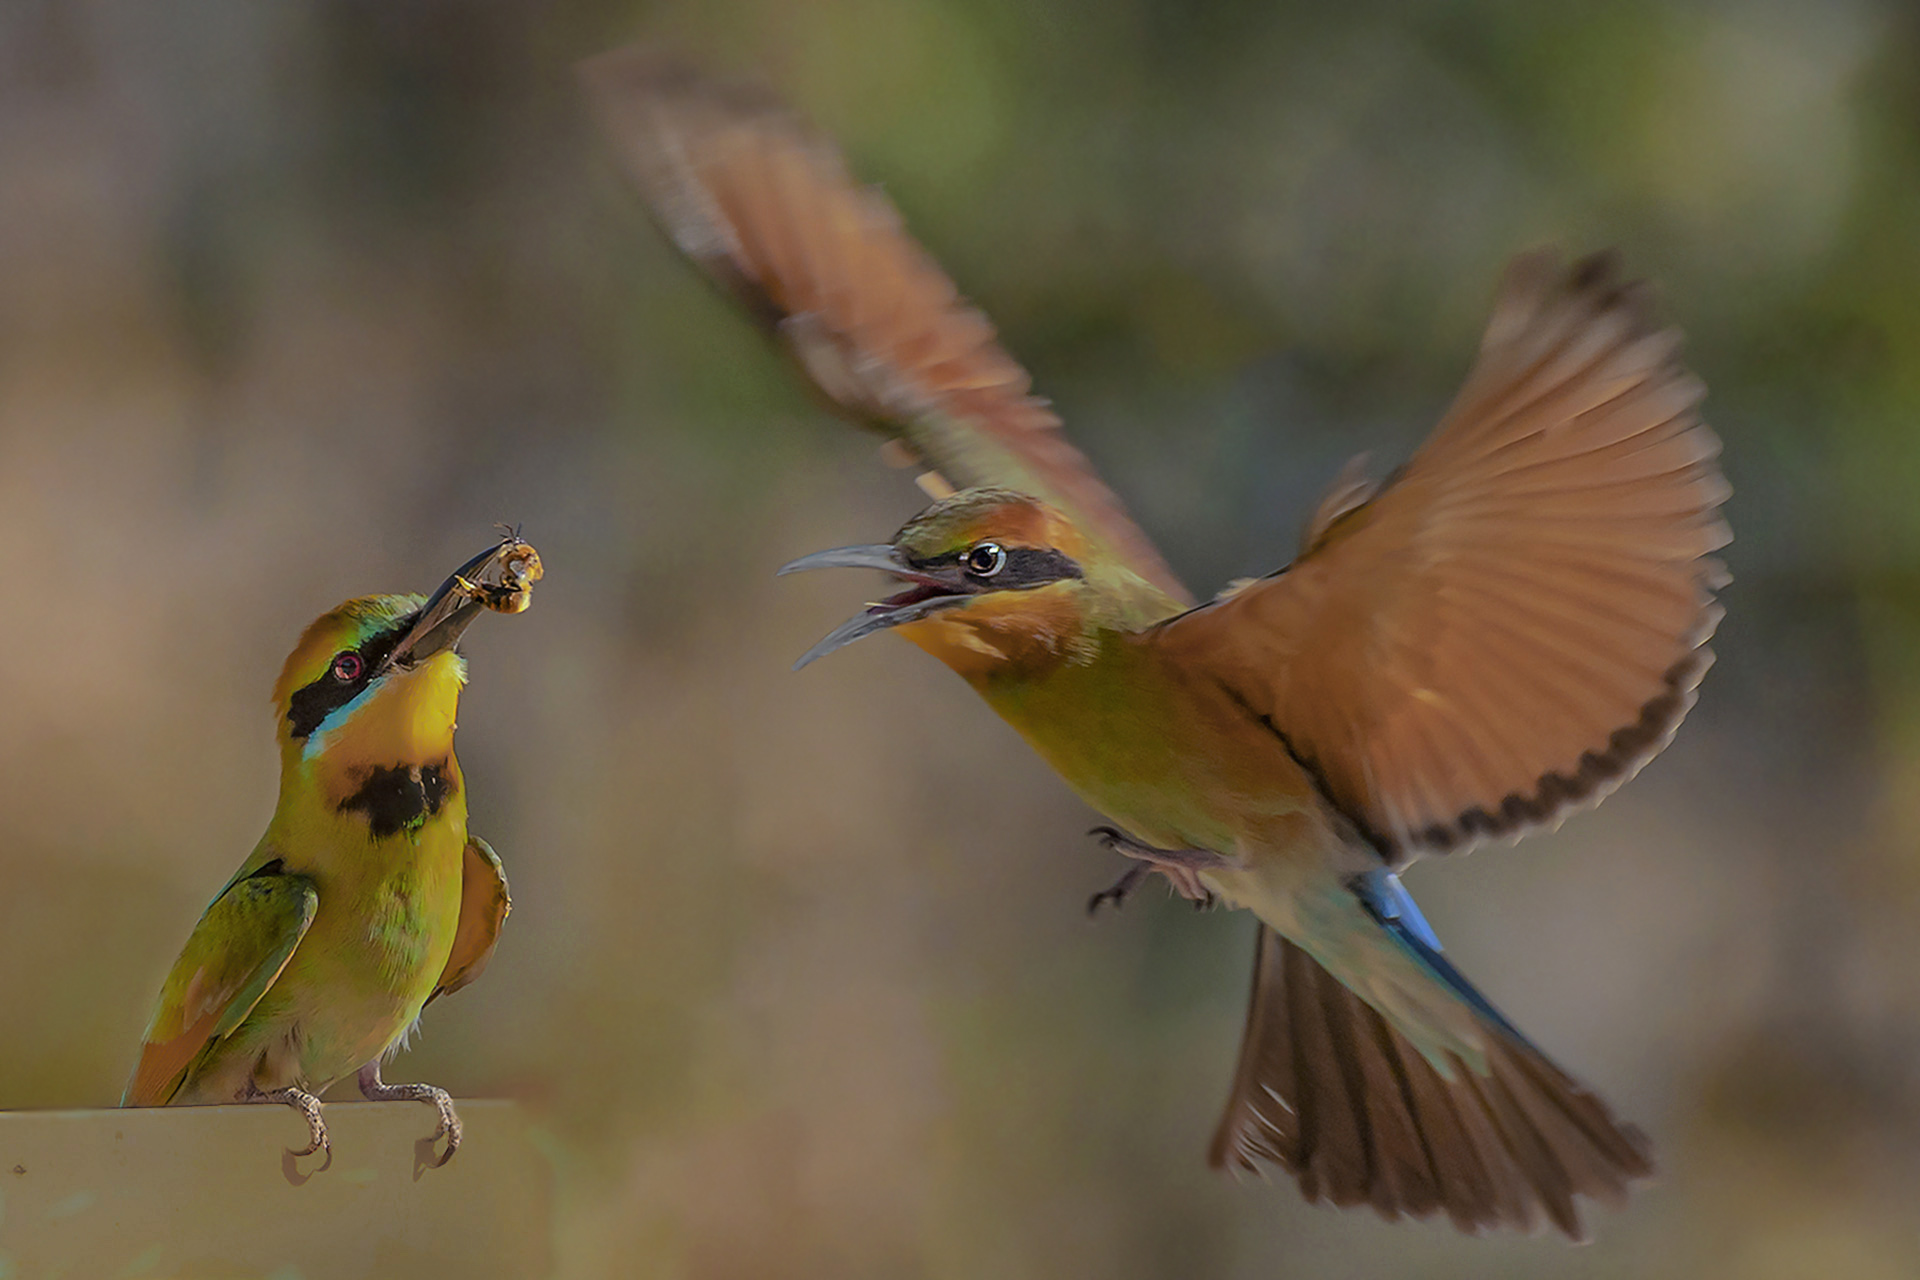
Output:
[
  {"left": 898, "top": 567, "right": 1183, "bottom": 684},
  {"left": 271, "top": 676, "right": 470, "bottom": 858},
  {"left": 276, "top": 744, "right": 467, "bottom": 831}
]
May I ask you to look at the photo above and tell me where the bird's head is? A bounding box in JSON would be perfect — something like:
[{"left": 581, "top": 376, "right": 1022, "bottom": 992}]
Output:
[
  {"left": 780, "top": 487, "right": 1109, "bottom": 679},
  {"left": 271, "top": 539, "right": 533, "bottom": 799}
]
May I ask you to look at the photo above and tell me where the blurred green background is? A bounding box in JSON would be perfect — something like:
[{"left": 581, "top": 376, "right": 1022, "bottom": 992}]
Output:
[{"left": 3, "top": 1, "right": 1916, "bottom": 1276}]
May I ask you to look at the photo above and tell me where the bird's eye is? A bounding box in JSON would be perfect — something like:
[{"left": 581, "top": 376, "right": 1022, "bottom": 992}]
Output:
[
  {"left": 965, "top": 542, "right": 1008, "bottom": 578},
  {"left": 331, "top": 652, "right": 364, "bottom": 682}
]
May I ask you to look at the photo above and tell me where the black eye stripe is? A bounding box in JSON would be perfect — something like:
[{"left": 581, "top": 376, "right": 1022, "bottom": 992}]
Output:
[
  {"left": 908, "top": 546, "right": 1083, "bottom": 589},
  {"left": 284, "top": 613, "right": 418, "bottom": 740},
  {"left": 998, "top": 547, "right": 1082, "bottom": 585},
  {"left": 286, "top": 671, "right": 363, "bottom": 741}
]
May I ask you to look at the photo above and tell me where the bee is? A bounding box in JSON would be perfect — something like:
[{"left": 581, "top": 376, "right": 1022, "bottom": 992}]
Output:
[{"left": 455, "top": 528, "right": 544, "bottom": 615}]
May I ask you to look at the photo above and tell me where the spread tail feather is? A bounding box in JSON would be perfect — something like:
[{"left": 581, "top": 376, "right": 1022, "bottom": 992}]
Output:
[{"left": 1208, "top": 924, "right": 1652, "bottom": 1240}]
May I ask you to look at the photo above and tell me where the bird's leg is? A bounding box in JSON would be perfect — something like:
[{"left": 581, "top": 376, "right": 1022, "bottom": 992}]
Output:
[
  {"left": 1087, "top": 826, "right": 1230, "bottom": 913},
  {"left": 242, "top": 1080, "right": 330, "bottom": 1156},
  {"left": 358, "top": 1062, "right": 462, "bottom": 1166},
  {"left": 1087, "top": 862, "right": 1152, "bottom": 916}
]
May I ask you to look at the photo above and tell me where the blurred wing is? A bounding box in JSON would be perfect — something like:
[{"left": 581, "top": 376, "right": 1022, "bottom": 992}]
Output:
[
  {"left": 428, "top": 836, "right": 511, "bottom": 1003},
  {"left": 1152, "top": 250, "right": 1728, "bottom": 862},
  {"left": 579, "top": 47, "right": 1190, "bottom": 604},
  {"left": 123, "top": 865, "right": 318, "bottom": 1106}
]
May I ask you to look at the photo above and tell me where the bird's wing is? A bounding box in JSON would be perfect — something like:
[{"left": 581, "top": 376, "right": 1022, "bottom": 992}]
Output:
[
  {"left": 428, "top": 836, "right": 511, "bottom": 1003},
  {"left": 1149, "top": 250, "right": 1728, "bottom": 863},
  {"left": 1210, "top": 926, "right": 1651, "bottom": 1239},
  {"left": 579, "top": 47, "right": 1191, "bottom": 605},
  {"left": 123, "top": 864, "right": 318, "bottom": 1105}
]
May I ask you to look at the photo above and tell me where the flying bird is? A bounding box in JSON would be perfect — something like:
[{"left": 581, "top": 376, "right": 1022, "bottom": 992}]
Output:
[
  {"left": 123, "top": 536, "right": 543, "bottom": 1165},
  {"left": 583, "top": 50, "right": 1727, "bottom": 1238}
]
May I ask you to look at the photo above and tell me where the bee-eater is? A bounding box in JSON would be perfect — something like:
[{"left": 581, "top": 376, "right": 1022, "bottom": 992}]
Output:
[
  {"left": 584, "top": 52, "right": 1728, "bottom": 1238},
  {"left": 122, "top": 536, "right": 543, "bottom": 1165}
]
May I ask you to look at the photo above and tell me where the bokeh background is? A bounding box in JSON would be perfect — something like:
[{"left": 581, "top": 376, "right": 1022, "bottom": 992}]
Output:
[{"left": 3, "top": 1, "right": 1917, "bottom": 1276}]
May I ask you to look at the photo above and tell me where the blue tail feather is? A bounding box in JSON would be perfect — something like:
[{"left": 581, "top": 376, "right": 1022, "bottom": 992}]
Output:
[{"left": 1352, "top": 868, "right": 1532, "bottom": 1048}]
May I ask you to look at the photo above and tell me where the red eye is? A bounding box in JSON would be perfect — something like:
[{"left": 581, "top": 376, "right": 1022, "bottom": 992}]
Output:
[{"left": 331, "top": 652, "right": 364, "bottom": 682}]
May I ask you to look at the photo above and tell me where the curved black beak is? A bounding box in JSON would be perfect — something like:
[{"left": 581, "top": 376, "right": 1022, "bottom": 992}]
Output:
[
  {"left": 378, "top": 541, "right": 516, "bottom": 676},
  {"left": 777, "top": 544, "right": 971, "bottom": 670}
]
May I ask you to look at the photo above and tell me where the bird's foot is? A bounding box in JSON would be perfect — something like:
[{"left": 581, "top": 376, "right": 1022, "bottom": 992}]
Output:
[
  {"left": 1086, "top": 826, "right": 1228, "bottom": 914},
  {"left": 358, "top": 1062, "right": 463, "bottom": 1166},
  {"left": 1087, "top": 862, "right": 1152, "bottom": 916},
  {"left": 245, "top": 1082, "right": 330, "bottom": 1157}
]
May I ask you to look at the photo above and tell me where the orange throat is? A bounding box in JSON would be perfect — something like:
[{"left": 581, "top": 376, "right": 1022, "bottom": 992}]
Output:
[{"left": 893, "top": 585, "right": 1097, "bottom": 683}]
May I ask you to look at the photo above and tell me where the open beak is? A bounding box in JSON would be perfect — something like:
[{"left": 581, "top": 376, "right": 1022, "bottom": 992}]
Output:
[
  {"left": 377, "top": 542, "right": 514, "bottom": 676},
  {"left": 777, "top": 544, "right": 972, "bottom": 670}
]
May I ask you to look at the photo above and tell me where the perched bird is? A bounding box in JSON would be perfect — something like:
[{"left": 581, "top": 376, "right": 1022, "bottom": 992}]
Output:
[
  {"left": 123, "top": 536, "right": 543, "bottom": 1164},
  {"left": 584, "top": 51, "right": 1728, "bottom": 1238}
]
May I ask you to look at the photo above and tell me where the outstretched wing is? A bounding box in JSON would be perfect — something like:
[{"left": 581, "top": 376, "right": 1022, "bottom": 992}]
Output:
[
  {"left": 579, "top": 47, "right": 1190, "bottom": 605},
  {"left": 428, "top": 836, "right": 511, "bottom": 1004},
  {"left": 123, "top": 863, "right": 318, "bottom": 1105},
  {"left": 1150, "top": 250, "right": 1728, "bottom": 863}
]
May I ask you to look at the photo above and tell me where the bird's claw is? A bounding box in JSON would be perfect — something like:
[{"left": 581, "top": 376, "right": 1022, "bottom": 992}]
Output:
[
  {"left": 288, "top": 1127, "right": 328, "bottom": 1157},
  {"left": 248, "top": 1084, "right": 330, "bottom": 1157},
  {"left": 419, "top": 1089, "right": 463, "bottom": 1166},
  {"left": 1087, "top": 862, "right": 1150, "bottom": 917},
  {"left": 358, "top": 1063, "right": 464, "bottom": 1166},
  {"left": 1085, "top": 825, "right": 1225, "bottom": 912}
]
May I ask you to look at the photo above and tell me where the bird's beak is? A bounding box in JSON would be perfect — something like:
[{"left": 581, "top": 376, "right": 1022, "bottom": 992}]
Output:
[
  {"left": 379, "top": 542, "right": 513, "bottom": 676},
  {"left": 778, "top": 544, "right": 973, "bottom": 670}
]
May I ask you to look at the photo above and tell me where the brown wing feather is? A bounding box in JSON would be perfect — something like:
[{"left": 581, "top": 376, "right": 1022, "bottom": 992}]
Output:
[
  {"left": 125, "top": 1005, "right": 228, "bottom": 1109},
  {"left": 1209, "top": 928, "right": 1651, "bottom": 1238},
  {"left": 579, "top": 47, "right": 1190, "bottom": 604},
  {"left": 429, "top": 837, "right": 511, "bottom": 1004},
  {"left": 123, "top": 869, "right": 318, "bottom": 1106},
  {"left": 1153, "top": 250, "right": 1728, "bottom": 861}
]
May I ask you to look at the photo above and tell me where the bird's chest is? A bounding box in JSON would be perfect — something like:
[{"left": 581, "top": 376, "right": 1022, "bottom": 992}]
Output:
[
  {"left": 974, "top": 649, "right": 1309, "bottom": 853},
  {"left": 299, "top": 759, "right": 469, "bottom": 993},
  {"left": 353, "top": 862, "right": 462, "bottom": 980},
  {"left": 279, "top": 825, "right": 467, "bottom": 1076}
]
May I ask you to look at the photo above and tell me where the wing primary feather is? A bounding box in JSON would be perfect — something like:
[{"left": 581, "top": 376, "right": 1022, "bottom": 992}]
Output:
[
  {"left": 580, "top": 47, "right": 1190, "bottom": 602},
  {"left": 1148, "top": 247, "right": 1726, "bottom": 860}
]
